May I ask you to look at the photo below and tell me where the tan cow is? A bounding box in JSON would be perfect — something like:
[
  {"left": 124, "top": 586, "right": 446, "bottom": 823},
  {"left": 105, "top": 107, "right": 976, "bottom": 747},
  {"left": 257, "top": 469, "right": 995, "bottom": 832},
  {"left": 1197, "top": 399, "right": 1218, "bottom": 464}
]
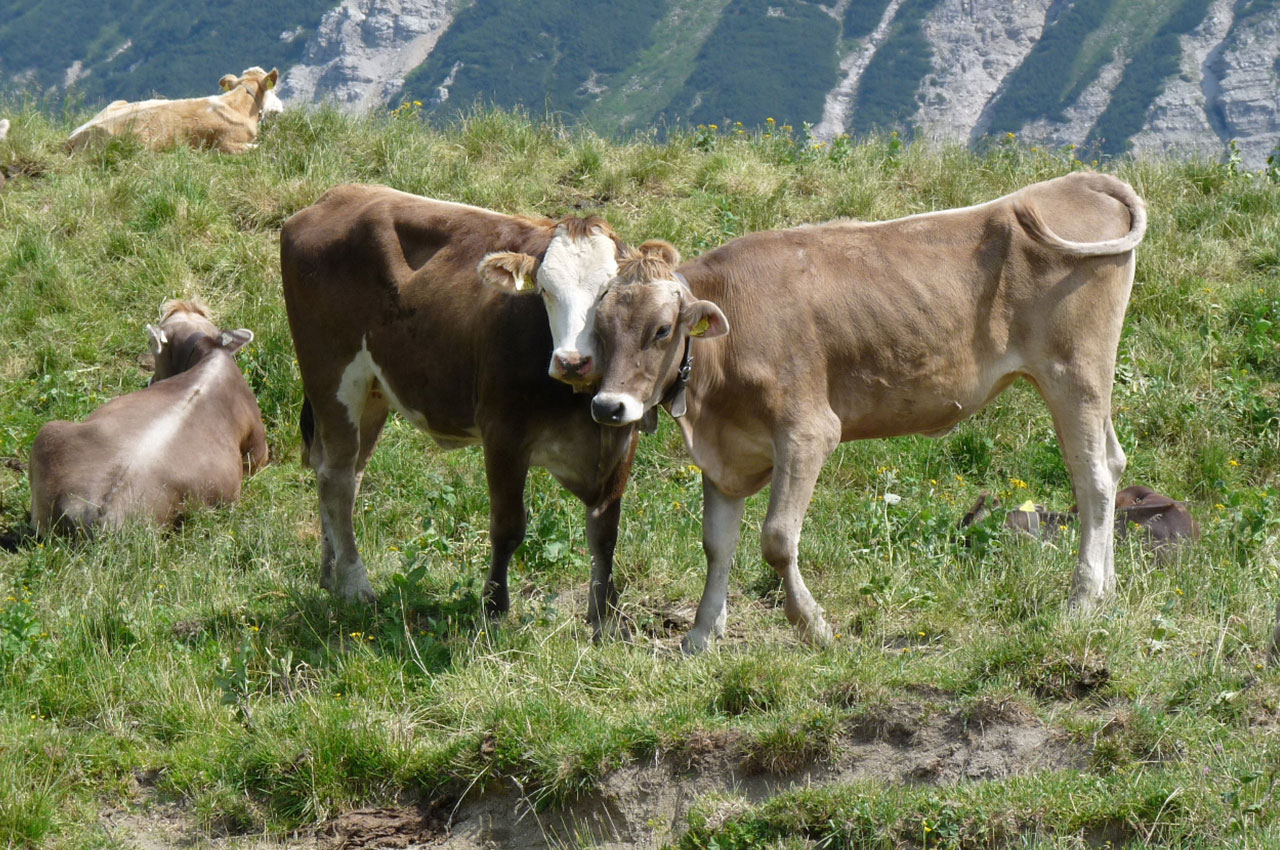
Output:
[
  {"left": 589, "top": 172, "right": 1147, "bottom": 651},
  {"left": 281, "top": 185, "right": 639, "bottom": 637},
  {"left": 29, "top": 299, "right": 268, "bottom": 536},
  {"left": 66, "top": 67, "right": 282, "bottom": 154}
]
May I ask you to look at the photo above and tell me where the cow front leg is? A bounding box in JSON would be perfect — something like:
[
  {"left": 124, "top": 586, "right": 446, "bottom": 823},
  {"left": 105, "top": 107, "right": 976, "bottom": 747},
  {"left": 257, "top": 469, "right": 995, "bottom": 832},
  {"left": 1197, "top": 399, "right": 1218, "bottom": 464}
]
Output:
[
  {"left": 586, "top": 497, "right": 628, "bottom": 641},
  {"left": 483, "top": 445, "right": 529, "bottom": 619},
  {"left": 683, "top": 476, "right": 746, "bottom": 654},
  {"left": 761, "top": 429, "right": 838, "bottom": 646}
]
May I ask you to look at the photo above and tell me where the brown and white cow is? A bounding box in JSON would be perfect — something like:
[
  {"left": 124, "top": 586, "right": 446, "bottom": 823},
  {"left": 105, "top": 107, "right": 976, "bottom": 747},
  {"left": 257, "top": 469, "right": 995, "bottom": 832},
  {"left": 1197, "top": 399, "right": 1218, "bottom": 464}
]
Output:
[
  {"left": 67, "top": 67, "right": 283, "bottom": 154},
  {"left": 589, "top": 172, "right": 1147, "bottom": 651},
  {"left": 280, "top": 184, "right": 638, "bottom": 636},
  {"left": 29, "top": 300, "right": 268, "bottom": 536}
]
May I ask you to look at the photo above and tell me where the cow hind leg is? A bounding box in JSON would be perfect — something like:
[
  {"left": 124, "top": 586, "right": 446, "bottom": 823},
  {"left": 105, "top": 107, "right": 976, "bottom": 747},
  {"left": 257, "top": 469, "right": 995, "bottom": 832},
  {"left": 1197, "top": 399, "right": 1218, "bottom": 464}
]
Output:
[
  {"left": 311, "top": 387, "right": 386, "bottom": 603},
  {"left": 761, "top": 424, "right": 839, "bottom": 646},
  {"left": 683, "top": 476, "right": 746, "bottom": 654},
  {"left": 1034, "top": 378, "right": 1125, "bottom": 607}
]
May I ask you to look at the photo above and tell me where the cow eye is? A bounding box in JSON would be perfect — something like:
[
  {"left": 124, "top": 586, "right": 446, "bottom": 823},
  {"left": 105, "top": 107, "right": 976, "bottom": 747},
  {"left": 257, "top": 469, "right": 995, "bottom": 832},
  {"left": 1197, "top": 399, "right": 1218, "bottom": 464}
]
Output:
[{"left": 654, "top": 324, "right": 672, "bottom": 342}]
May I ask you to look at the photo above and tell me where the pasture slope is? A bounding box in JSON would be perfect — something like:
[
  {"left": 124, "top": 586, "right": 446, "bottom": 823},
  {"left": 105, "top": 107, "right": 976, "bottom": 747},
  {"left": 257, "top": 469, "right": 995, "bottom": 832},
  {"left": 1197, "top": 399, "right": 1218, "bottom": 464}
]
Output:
[{"left": 0, "top": 106, "right": 1278, "bottom": 849}]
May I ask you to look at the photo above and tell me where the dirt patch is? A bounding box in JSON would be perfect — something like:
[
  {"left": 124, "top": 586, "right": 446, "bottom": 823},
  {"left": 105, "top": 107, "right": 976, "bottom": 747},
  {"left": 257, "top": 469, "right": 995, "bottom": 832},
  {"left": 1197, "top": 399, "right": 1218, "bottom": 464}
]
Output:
[
  {"left": 104, "top": 702, "right": 1082, "bottom": 849},
  {"left": 319, "top": 806, "right": 445, "bottom": 849}
]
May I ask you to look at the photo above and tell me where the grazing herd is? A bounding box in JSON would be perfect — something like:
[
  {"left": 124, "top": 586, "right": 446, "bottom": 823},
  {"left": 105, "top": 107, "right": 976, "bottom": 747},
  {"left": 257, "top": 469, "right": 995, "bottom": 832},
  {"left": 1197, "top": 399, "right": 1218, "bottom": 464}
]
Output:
[{"left": 5, "top": 74, "right": 1222, "bottom": 652}]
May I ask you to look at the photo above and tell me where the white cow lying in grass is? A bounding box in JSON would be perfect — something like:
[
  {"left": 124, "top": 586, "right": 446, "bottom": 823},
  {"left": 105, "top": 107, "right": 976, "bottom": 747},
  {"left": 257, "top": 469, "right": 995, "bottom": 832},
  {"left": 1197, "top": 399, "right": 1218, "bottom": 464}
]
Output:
[{"left": 67, "top": 67, "right": 282, "bottom": 154}]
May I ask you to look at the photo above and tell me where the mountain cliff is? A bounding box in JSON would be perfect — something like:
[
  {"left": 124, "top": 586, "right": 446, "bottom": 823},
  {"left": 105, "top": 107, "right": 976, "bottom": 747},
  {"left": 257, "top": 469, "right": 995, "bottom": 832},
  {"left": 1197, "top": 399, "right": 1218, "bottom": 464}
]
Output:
[{"left": 2, "top": 0, "right": 1276, "bottom": 167}]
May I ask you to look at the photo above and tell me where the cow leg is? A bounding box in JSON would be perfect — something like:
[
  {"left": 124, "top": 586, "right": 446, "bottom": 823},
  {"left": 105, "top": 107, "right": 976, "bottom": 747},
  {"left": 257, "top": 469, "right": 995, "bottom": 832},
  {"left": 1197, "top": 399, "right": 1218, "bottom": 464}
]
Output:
[
  {"left": 585, "top": 497, "right": 629, "bottom": 642},
  {"left": 683, "top": 476, "right": 746, "bottom": 654},
  {"left": 761, "top": 427, "right": 838, "bottom": 646},
  {"left": 483, "top": 443, "right": 530, "bottom": 619},
  {"left": 1039, "top": 385, "right": 1125, "bottom": 607},
  {"left": 312, "top": 392, "right": 387, "bottom": 604}
]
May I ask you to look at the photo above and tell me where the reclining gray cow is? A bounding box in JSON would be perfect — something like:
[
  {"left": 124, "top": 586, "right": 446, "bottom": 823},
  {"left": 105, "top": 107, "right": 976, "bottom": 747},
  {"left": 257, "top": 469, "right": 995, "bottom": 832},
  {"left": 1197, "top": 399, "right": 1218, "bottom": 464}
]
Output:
[
  {"left": 589, "top": 172, "right": 1147, "bottom": 651},
  {"left": 29, "top": 299, "right": 268, "bottom": 535},
  {"left": 281, "top": 185, "right": 642, "bottom": 637}
]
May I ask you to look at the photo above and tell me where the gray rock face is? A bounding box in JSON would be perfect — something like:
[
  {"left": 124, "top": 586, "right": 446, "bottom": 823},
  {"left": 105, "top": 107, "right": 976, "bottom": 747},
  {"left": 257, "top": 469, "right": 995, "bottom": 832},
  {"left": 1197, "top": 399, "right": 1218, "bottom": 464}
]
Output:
[
  {"left": 913, "top": 0, "right": 1055, "bottom": 144},
  {"left": 274, "top": 0, "right": 1278, "bottom": 167},
  {"left": 278, "top": 0, "right": 454, "bottom": 115},
  {"left": 1128, "top": 0, "right": 1235, "bottom": 162},
  {"left": 1215, "top": 7, "right": 1280, "bottom": 169}
]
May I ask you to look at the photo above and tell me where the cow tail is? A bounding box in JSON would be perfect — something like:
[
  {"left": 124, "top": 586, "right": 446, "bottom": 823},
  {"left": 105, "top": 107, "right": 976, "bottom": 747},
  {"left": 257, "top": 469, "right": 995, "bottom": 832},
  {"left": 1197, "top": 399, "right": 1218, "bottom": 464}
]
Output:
[
  {"left": 1014, "top": 176, "right": 1147, "bottom": 257},
  {"left": 299, "top": 395, "right": 315, "bottom": 467}
]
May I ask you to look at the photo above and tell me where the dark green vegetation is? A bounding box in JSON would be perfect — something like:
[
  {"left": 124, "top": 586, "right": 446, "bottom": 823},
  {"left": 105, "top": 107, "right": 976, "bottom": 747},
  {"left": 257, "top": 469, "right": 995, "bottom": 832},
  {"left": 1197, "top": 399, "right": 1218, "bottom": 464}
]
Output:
[
  {"left": 401, "top": 0, "right": 663, "bottom": 122},
  {"left": 1087, "top": 0, "right": 1217, "bottom": 157},
  {"left": 848, "top": 0, "right": 944, "bottom": 135},
  {"left": 980, "top": 0, "right": 1116, "bottom": 139},
  {"left": 843, "top": 0, "right": 895, "bottom": 40},
  {"left": 0, "top": 0, "right": 333, "bottom": 106},
  {"left": 659, "top": 0, "right": 840, "bottom": 130},
  {"left": 0, "top": 106, "right": 1279, "bottom": 847}
]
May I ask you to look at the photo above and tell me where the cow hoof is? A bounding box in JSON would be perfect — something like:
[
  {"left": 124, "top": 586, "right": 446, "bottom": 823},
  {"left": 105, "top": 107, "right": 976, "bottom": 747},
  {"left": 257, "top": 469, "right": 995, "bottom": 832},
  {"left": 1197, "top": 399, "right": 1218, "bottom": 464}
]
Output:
[
  {"left": 797, "top": 616, "right": 833, "bottom": 648},
  {"left": 681, "top": 629, "right": 715, "bottom": 655},
  {"left": 335, "top": 576, "right": 376, "bottom": 604},
  {"left": 1067, "top": 588, "right": 1105, "bottom": 613},
  {"left": 592, "top": 618, "right": 633, "bottom": 644}
]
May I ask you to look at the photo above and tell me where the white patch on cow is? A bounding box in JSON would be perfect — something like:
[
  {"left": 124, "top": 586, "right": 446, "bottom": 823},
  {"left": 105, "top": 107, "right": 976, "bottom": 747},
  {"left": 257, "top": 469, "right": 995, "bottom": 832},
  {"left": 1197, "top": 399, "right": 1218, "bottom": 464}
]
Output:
[
  {"left": 538, "top": 228, "right": 618, "bottom": 366},
  {"left": 126, "top": 362, "right": 220, "bottom": 471},
  {"left": 592, "top": 391, "right": 645, "bottom": 425},
  {"left": 336, "top": 338, "right": 477, "bottom": 446}
]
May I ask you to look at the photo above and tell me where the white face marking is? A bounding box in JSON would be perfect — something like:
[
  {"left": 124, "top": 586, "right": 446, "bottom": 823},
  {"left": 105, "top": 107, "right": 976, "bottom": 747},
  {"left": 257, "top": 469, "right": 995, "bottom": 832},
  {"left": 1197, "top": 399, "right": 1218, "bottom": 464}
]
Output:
[
  {"left": 261, "top": 89, "right": 284, "bottom": 115},
  {"left": 537, "top": 228, "right": 618, "bottom": 368}
]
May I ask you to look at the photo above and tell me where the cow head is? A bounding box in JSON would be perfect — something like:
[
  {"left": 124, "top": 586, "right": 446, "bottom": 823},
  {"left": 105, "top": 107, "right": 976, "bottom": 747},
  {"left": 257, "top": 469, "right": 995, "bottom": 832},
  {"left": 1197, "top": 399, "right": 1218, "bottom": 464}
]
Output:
[
  {"left": 477, "top": 218, "right": 624, "bottom": 388},
  {"left": 147, "top": 299, "right": 253, "bottom": 383},
  {"left": 590, "top": 242, "right": 728, "bottom": 426},
  {"left": 221, "top": 67, "right": 283, "bottom": 117}
]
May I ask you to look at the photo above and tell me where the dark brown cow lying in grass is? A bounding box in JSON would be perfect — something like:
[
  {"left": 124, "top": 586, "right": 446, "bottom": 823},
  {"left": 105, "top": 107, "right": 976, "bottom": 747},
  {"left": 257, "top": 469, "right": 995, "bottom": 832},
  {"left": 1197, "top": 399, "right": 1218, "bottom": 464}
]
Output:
[
  {"left": 28, "top": 300, "right": 267, "bottom": 536},
  {"left": 589, "top": 172, "right": 1147, "bottom": 651},
  {"left": 67, "top": 67, "right": 283, "bottom": 154},
  {"left": 960, "top": 485, "right": 1200, "bottom": 560},
  {"left": 280, "top": 185, "right": 640, "bottom": 637}
]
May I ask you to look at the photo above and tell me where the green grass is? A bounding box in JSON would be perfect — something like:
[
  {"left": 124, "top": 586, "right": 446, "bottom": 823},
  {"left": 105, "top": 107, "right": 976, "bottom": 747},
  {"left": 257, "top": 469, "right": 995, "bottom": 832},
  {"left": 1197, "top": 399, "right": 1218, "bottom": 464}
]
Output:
[{"left": 0, "top": 105, "right": 1278, "bottom": 848}]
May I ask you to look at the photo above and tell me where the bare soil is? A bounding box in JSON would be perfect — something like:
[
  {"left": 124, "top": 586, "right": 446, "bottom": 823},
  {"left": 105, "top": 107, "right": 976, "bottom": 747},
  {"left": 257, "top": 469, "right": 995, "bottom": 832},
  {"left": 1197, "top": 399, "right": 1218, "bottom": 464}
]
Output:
[{"left": 104, "top": 698, "right": 1083, "bottom": 849}]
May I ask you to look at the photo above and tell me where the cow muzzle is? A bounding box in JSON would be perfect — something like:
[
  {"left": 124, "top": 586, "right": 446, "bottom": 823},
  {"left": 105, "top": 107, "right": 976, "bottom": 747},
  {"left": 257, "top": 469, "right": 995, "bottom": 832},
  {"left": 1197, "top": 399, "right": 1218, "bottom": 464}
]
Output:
[
  {"left": 550, "top": 350, "right": 596, "bottom": 383},
  {"left": 591, "top": 392, "right": 643, "bottom": 426}
]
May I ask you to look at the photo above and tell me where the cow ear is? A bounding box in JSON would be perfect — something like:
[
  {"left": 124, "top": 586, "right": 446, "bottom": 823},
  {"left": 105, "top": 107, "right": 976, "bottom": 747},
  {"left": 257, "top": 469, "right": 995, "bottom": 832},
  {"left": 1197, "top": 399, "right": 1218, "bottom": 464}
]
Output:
[
  {"left": 478, "top": 251, "right": 539, "bottom": 294},
  {"left": 219, "top": 74, "right": 238, "bottom": 91},
  {"left": 146, "top": 324, "right": 168, "bottom": 355},
  {"left": 219, "top": 328, "right": 254, "bottom": 354},
  {"left": 680, "top": 299, "right": 729, "bottom": 339},
  {"left": 264, "top": 69, "right": 279, "bottom": 89}
]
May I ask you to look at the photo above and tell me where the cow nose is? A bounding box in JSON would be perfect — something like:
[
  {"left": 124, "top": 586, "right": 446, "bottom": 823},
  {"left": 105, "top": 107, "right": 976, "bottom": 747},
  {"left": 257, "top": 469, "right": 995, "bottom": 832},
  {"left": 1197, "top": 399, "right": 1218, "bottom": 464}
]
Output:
[
  {"left": 553, "top": 352, "right": 593, "bottom": 378},
  {"left": 591, "top": 396, "right": 626, "bottom": 425}
]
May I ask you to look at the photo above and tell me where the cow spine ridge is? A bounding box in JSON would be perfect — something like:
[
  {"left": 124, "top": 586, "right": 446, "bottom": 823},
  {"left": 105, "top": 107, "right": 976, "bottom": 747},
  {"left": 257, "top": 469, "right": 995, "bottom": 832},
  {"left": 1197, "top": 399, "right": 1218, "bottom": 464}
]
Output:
[{"left": 1013, "top": 176, "right": 1147, "bottom": 257}]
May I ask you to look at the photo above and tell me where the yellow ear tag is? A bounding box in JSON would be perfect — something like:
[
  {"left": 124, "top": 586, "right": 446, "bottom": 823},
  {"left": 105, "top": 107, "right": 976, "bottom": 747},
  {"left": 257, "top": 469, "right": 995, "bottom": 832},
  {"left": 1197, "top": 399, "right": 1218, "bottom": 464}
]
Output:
[
  {"left": 1017, "top": 499, "right": 1037, "bottom": 512},
  {"left": 690, "top": 317, "right": 710, "bottom": 337}
]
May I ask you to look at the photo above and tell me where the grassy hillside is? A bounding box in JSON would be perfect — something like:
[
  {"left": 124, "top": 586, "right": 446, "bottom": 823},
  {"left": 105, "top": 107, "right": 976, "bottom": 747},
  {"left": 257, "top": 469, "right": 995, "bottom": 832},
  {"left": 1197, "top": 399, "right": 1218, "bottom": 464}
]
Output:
[{"left": 0, "top": 106, "right": 1278, "bottom": 848}]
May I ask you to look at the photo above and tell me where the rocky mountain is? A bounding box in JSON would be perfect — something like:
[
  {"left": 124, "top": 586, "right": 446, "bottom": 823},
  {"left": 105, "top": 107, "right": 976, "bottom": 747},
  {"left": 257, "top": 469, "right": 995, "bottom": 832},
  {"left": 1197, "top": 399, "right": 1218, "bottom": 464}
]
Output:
[{"left": 3, "top": 0, "right": 1277, "bottom": 167}]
